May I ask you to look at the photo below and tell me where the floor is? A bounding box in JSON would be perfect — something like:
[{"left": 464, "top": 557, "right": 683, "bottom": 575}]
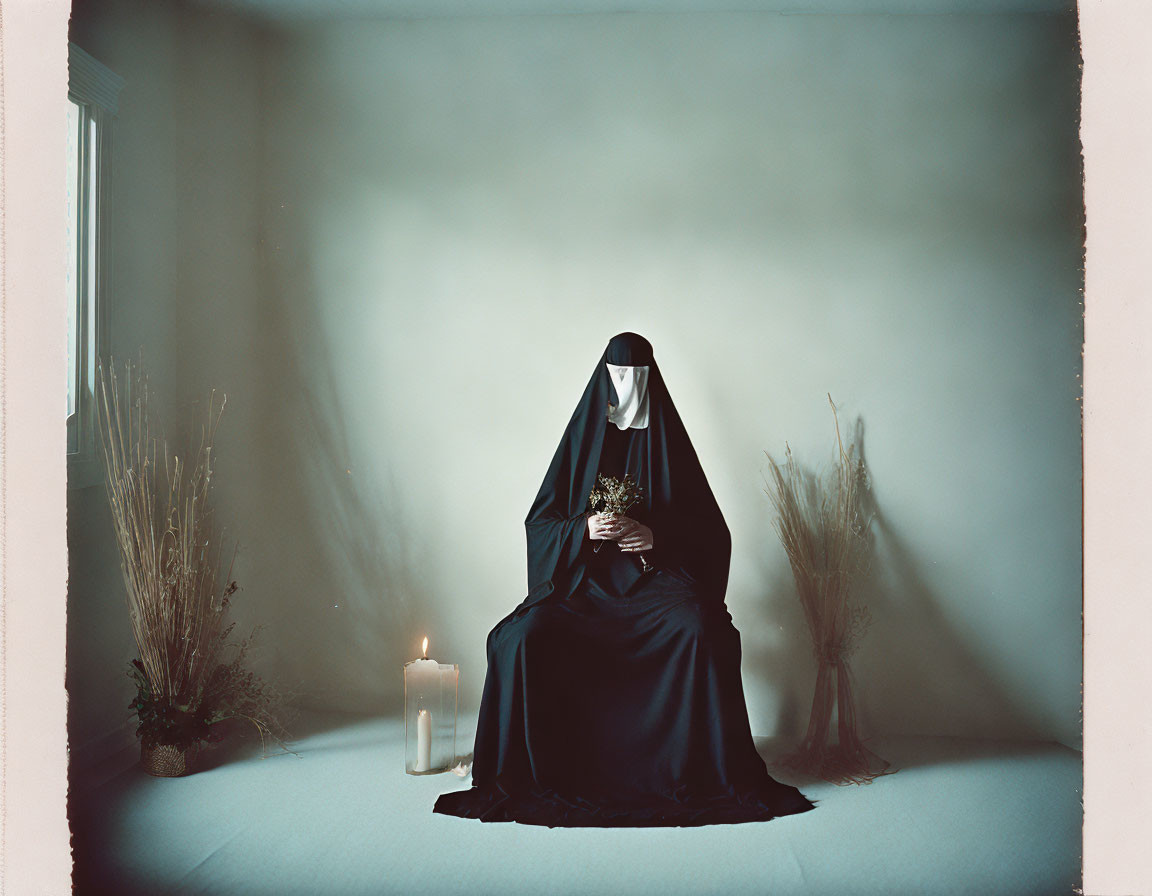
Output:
[{"left": 69, "top": 711, "right": 1082, "bottom": 896}]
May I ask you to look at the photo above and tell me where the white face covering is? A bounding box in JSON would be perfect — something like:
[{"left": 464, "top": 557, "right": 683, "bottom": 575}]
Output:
[{"left": 606, "top": 363, "right": 650, "bottom": 430}]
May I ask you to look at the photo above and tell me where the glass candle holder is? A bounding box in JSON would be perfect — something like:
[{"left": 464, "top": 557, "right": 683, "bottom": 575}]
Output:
[{"left": 403, "top": 656, "right": 458, "bottom": 775}]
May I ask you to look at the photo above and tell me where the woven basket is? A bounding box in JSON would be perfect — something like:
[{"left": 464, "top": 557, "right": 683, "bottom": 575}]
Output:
[{"left": 140, "top": 742, "right": 197, "bottom": 777}]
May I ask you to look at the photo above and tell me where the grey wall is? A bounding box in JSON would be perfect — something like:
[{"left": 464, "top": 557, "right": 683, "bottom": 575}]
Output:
[{"left": 67, "top": 2, "right": 1083, "bottom": 763}]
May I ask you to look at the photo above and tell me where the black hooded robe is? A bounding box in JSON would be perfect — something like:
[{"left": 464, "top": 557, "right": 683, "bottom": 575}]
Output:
[{"left": 433, "top": 333, "right": 818, "bottom": 827}]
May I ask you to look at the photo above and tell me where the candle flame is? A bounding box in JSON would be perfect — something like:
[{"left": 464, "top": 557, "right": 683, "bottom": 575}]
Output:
[{"left": 422, "top": 636, "right": 428, "bottom": 658}]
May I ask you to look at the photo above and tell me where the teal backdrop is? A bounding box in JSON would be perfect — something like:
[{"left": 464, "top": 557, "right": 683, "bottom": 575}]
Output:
[{"left": 67, "top": 0, "right": 1083, "bottom": 775}]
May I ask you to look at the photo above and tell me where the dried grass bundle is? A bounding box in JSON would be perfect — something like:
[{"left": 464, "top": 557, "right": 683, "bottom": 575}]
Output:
[
  {"left": 95, "top": 356, "right": 291, "bottom": 763},
  {"left": 763, "top": 394, "right": 894, "bottom": 785}
]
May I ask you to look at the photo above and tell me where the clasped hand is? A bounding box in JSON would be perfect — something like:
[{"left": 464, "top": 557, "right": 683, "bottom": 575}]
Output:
[{"left": 587, "top": 513, "right": 654, "bottom": 552}]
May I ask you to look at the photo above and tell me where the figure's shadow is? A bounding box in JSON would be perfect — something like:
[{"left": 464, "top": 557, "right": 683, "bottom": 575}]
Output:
[{"left": 242, "top": 124, "right": 429, "bottom": 722}]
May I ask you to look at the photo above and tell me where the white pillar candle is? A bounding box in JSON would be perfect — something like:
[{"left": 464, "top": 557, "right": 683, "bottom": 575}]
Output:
[
  {"left": 408, "top": 658, "right": 441, "bottom": 694},
  {"left": 415, "top": 708, "right": 432, "bottom": 772},
  {"left": 408, "top": 637, "right": 439, "bottom": 773}
]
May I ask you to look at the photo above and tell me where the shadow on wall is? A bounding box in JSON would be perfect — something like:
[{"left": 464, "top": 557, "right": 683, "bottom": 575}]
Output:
[
  {"left": 744, "top": 551, "right": 814, "bottom": 738},
  {"left": 855, "top": 416, "right": 1050, "bottom": 740},
  {"left": 249, "top": 227, "right": 422, "bottom": 717},
  {"left": 743, "top": 417, "right": 1045, "bottom": 744}
]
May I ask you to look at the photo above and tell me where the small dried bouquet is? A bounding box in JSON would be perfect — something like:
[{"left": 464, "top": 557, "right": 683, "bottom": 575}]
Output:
[{"left": 588, "top": 473, "right": 653, "bottom": 572}]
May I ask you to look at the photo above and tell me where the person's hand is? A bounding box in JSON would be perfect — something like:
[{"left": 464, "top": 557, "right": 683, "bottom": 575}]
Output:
[
  {"left": 587, "top": 513, "right": 627, "bottom": 542},
  {"left": 613, "top": 516, "right": 654, "bottom": 553}
]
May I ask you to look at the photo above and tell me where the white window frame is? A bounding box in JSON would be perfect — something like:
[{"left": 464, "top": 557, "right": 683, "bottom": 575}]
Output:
[{"left": 67, "top": 44, "right": 122, "bottom": 490}]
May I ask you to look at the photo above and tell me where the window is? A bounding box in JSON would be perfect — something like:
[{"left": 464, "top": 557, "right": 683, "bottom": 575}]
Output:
[{"left": 67, "top": 44, "right": 122, "bottom": 489}]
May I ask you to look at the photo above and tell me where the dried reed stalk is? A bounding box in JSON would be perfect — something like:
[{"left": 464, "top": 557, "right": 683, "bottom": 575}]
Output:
[
  {"left": 763, "top": 394, "right": 894, "bottom": 785},
  {"left": 95, "top": 356, "right": 289, "bottom": 759}
]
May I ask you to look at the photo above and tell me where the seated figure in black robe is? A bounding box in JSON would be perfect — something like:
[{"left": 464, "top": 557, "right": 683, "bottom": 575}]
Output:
[{"left": 433, "top": 332, "right": 818, "bottom": 827}]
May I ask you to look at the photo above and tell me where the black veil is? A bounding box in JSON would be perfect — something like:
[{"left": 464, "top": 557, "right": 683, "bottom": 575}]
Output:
[
  {"left": 516, "top": 332, "right": 731, "bottom": 617},
  {"left": 434, "top": 333, "right": 819, "bottom": 828}
]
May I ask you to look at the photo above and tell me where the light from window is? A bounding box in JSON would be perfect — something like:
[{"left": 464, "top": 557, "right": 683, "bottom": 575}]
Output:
[
  {"left": 66, "top": 98, "right": 80, "bottom": 443},
  {"left": 67, "top": 44, "right": 122, "bottom": 488},
  {"left": 65, "top": 98, "right": 101, "bottom": 460},
  {"left": 66, "top": 97, "right": 98, "bottom": 458}
]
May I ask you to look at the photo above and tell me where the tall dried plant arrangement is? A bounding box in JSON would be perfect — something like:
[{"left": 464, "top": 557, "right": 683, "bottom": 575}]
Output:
[
  {"left": 95, "top": 356, "right": 291, "bottom": 772},
  {"left": 763, "top": 394, "right": 893, "bottom": 785}
]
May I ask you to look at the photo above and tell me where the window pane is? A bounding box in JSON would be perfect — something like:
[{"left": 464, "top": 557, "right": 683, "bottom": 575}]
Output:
[
  {"left": 86, "top": 115, "right": 97, "bottom": 408},
  {"left": 66, "top": 99, "right": 80, "bottom": 427}
]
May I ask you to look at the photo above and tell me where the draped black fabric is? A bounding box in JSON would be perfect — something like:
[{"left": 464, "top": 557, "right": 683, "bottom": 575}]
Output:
[{"left": 433, "top": 333, "right": 818, "bottom": 827}]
